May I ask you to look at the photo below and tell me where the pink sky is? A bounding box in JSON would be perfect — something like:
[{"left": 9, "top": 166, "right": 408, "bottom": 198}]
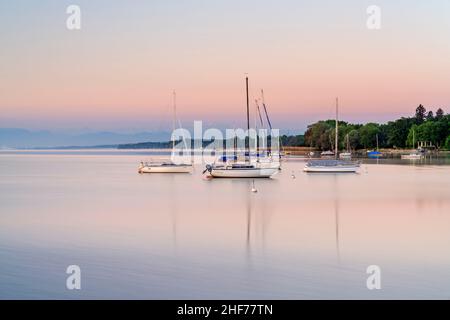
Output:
[{"left": 1, "top": 1, "right": 449, "bottom": 132}]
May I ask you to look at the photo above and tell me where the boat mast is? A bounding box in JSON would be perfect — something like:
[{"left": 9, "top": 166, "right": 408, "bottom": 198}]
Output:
[
  {"left": 255, "top": 100, "right": 265, "bottom": 151},
  {"left": 261, "top": 90, "right": 273, "bottom": 130},
  {"left": 346, "top": 133, "right": 350, "bottom": 152},
  {"left": 254, "top": 100, "right": 258, "bottom": 153},
  {"left": 335, "top": 97, "right": 338, "bottom": 160},
  {"left": 172, "top": 90, "right": 176, "bottom": 150},
  {"left": 261, "top": 89, "right": 278, "bottom": 155},
  {"left": 246, "top": 76, "right": 250, "bottom": 162}
]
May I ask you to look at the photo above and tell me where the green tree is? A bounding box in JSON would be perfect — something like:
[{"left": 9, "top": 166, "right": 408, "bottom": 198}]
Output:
[
  {"left": 385, "top": 117, "right": 415, "bottom": 148},
  {"left": 415, "top": 104, "right": 426, "bottom": 124},
  {"left": 359, "top": 123, "right": 380, "bottom": 149},
  {"left": 436, "top": 108, "right": 444, "bottom": 120},
  {"left": 407, "top": 118, "right": 450, "bottom": 148},
  {"left": 426, "top": 110, "right": 434, "bottom": 121},
  {"left": 280, "top": 134, "right": 305, "bottom": 146},
  {"left": 406, "top": 124, "right": 419, "bottom": 148},
  {"left": 445, "top": 135, "right": 450, "bottom": 150},
  {"left": 347, "top": 129, "right": 360, "bottom": 150},
  {"left": 304, "top": 121, "right": 334, "bottom": 150}
]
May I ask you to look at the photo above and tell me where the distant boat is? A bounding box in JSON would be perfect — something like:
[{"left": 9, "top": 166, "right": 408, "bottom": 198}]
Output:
[
  {"left": 339, "top": 133, "right": 352, "bottom": 159},
  {"left": 401, "top": 153, "right": 422, "bottom": 160},
  {"left": 304, "top": 98, "right": 359, "bottom": 173},
  {"left": 339, "top": 152, "right": 352, "bottom": 159},
  {"left": 205, "top": 162, "right": 278, "bottom": 178},
  {"left": 304, "top": 160, "right": 360, "bottom": 173},
  {"left": 139, "top": 161, "right": 192, "bottom": 173},
  {"left": 367, "top": 134, "right": 382, "bottom": 158},
  {"left": 321, "top": 150, "right": 335, "bottom": 157},
  {"left": 139, "top": 91, "right": 192, "bottom": 174},
  {"left": 367, "top": 150, "right": 382, "bottom": 158},
  {"left": 203, "top": 77, "right": 279, "bottom": 178},
  {"left": 339, "top": 152, "right": 351, "bottom": 159},
  {"left": 401, "top": 130, "right": 423, "bottom": 160}
]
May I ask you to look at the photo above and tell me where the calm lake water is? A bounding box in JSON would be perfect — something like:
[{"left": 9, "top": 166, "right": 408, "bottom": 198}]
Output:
[{"left": 1, "top": 150, "right": 450, "bottom": 299}]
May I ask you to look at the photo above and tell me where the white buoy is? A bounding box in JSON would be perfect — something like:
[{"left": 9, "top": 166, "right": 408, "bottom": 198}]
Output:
[
  {"left": 291, "top": 171, "right": 296, "bottom": 179},
  {"left": 251, "top": 180, "right": 257, "bottom": 193}
]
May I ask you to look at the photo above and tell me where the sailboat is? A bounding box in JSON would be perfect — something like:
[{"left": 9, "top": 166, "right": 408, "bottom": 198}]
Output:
[
  {"left": 401, "top": 129, "right": 423, "bottom": 160},
  {"left": 252, "top": 90, "right": 282, "bottom": 169},
  {"left": 138, "top": 91, "right": 192, "bottom": 173},
  {"left": 203, "top": 77, "right": 279, "bottom": 178},
  {"left": 339, "top": 133, "right": 352, "bottom": 159},
  {"left": 304, "top": 98, "right": 359, "bottom": 173},
  {"left": 321, "top": 150, "right": 335, "bottom": 157},
  {"left": 367, "top": 134, "right": 382, "bottom": 158}
]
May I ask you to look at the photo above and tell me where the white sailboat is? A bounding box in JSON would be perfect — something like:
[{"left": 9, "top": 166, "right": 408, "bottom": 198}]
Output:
[
  {"left": 401, "top": 153, "right": 422, "bottom": 160},
  {"left": 304, "top": 98, "right": 359, "bottom": 173},
  {"left": 321, "top": 150, "right": 335, "bottom": 157},
  {"left": 138, "top": 91, "right": 192, "bottom": 174},
  {"left": 339, "top": 133, "right": 352, "bottom": 159},
  {"left": 138, "top": 161, "right": 192, "bottom": 173},
  {"left": 304, "top": 159, "right": 360, "bottom": 172},
  {"left": 204, "top": 162, "right": 279, "bottom": 178},
  {"left": 401, "top": 129, "right": 424, "bottom": 160},
  {"left": 252, "top": 90, "right": 281, "bottom": 169},
  {"left": 203, "top": 77, "right": 279, "bottom": 178}
]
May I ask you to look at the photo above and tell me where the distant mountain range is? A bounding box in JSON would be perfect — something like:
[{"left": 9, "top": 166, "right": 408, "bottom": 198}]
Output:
[{"left": 0, "top": 128, "right": 172, "bottom": 149}]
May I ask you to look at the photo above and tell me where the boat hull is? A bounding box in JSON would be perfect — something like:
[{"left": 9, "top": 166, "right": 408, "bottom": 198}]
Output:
[
  {"left": 401, "top": 155, "right": 423, "bottom": 160},
  {"left": 139, "top": 165, "right": 192, "bottom": 173},
  {"left": 303, "top": 166, "right": 358, "bottom": 173},
  {"left": 303, "top": 160, "right": 360, "bottom": 173},
  {"left": 210, "top": 167, "right": 278, "bottom": 178}
]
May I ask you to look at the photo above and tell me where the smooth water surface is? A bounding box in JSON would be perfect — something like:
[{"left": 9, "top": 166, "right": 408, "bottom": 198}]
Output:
[{"left": 1, "top": 150, "right": 450, "bottom": 299}]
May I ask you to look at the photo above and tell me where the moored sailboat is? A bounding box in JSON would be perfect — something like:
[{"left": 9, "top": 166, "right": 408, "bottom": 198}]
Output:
[
  {"left": 139, "top": 91, "right": 192, "bottom": 174},
  {"left": 367, "top": 134, "right": 382, "bottom": 158},
  {"left": 204, "top": 77, "right": 279, "bottom": 178},
  {"left": 304, "top": 98, "right": 359, "bottom": 173},
  {"left": 339, "top": 133, "right": 352, "bottom": 159},
  {"left": 401, "top": 129, "right": 424, "bottom": 160},
  {"left": 304, "top": 159, "right": 360, "bottom": 172}
]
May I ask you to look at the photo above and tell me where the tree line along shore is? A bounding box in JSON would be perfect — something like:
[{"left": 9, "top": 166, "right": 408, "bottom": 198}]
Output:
[
  {"left": 117, "top": 105, "right": 449, "bottom": 152},
  {"left": 281, "top": 105, "right": 449, "bottom": 151}
]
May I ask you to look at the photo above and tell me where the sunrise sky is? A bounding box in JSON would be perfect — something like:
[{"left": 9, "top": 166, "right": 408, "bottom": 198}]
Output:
[{"left": 1, "top": 0, "right": 449, "bottom": 133}]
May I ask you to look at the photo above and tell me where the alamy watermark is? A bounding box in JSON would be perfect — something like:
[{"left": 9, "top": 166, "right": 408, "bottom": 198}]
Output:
[
  {"left": 66, "top": 265, "right": 81, "bottom": 290},
  {"left": 169, "top": 121, "right": 280, "bottom": 165},
  {"left": 366, "top": 5, "right": 381, "bottom": 30},
  {"left": 366, "top": 265, "right": 381, "bottom": 290},
  {"left": 66, "top": 5, "right": 81, "bottom": 30}
]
